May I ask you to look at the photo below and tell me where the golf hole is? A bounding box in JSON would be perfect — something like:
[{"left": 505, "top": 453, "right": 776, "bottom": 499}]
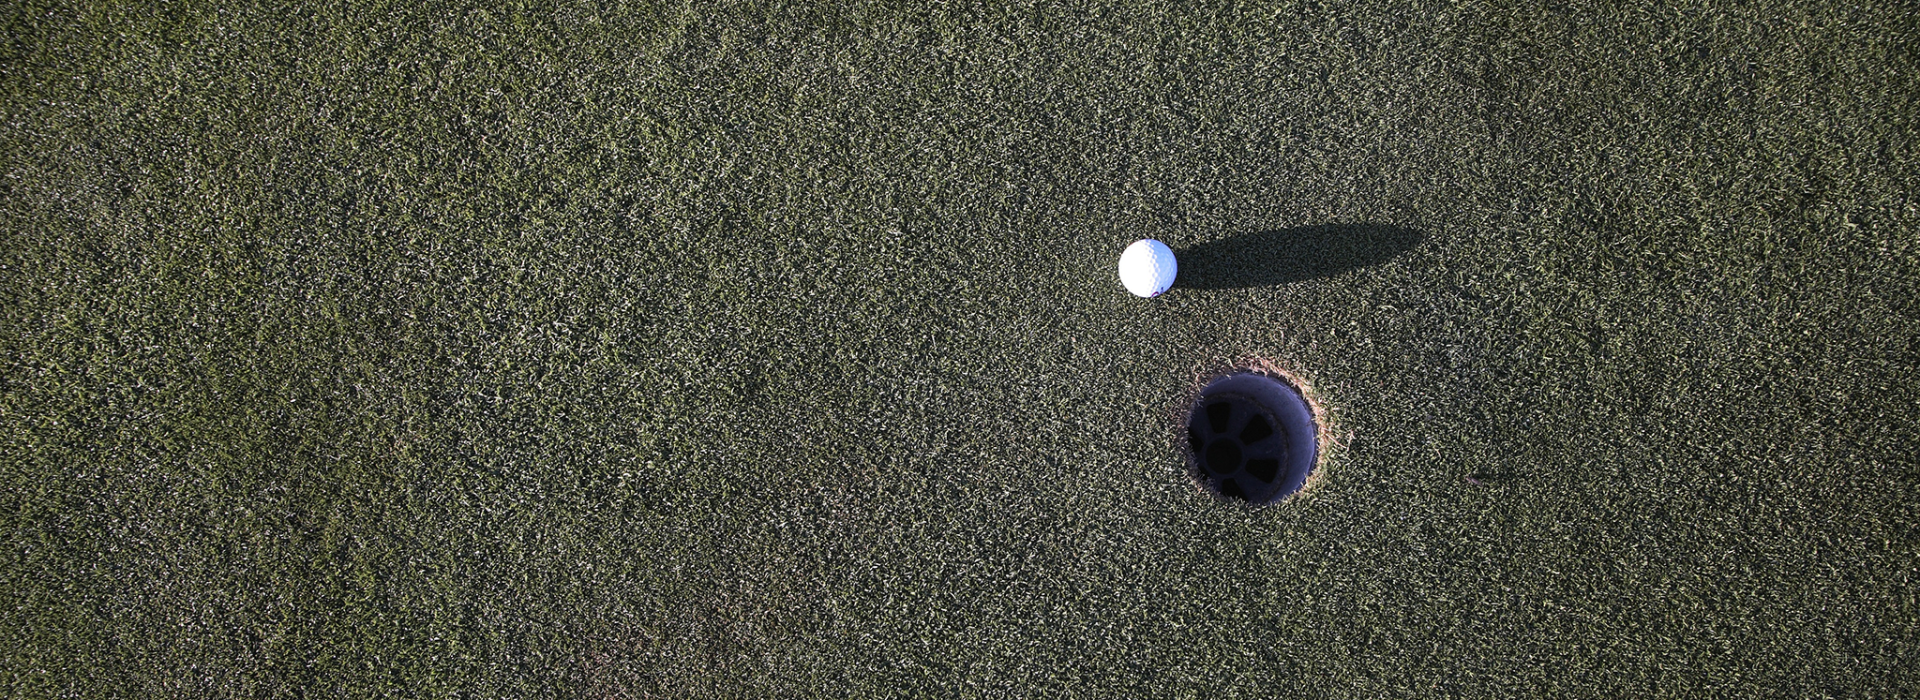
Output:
[{"left": 1186, "top": 371, "right": 1318, "bottom": 504}]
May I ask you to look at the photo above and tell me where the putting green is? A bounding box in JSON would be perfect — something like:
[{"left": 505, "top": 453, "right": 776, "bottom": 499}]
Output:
[{"left": 3, "top": 1, "right": 1915, "bottom": 695}]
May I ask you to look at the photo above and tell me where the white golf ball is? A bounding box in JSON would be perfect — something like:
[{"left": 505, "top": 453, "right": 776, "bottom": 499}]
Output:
[{"left": 1118, "top": 239, "right": 1177, "bottom": 297}]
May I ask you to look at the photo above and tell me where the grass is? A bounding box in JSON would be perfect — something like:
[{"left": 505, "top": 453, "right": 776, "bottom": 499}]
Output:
[{"left": 3, "top": 0, "right": 1916, "bottom": 696}]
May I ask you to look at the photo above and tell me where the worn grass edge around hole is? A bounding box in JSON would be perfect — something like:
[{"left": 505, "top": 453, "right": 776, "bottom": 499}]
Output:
[{"left": 1171, "top": 356, "right": 1346, "bottom": 506}]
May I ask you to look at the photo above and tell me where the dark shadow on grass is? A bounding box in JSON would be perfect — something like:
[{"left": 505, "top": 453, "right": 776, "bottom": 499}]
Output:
[
  {"left": 1466, "top": 470, "right": 1524, "bottom": 487},
  {"left": 1174, "top": 224, "right": 1424, "bottom": 289}
]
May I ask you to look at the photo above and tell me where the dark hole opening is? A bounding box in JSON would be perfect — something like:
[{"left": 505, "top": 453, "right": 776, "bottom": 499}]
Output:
[
  {"left": 1245, "top": 458, "right": 1279, "bottom": 483},
  {"left": 1205, "top": 439, "right": 1242, "bottom": 474},
  {"left": 1206, "top": 401, "right": 1233, "bottom": 434},
  {"left": 1186, "top": 370, "right": 1318, "bottom": 504},
  {"left": 1239, "top": 414, "right": 1273, "bottom": 444}
]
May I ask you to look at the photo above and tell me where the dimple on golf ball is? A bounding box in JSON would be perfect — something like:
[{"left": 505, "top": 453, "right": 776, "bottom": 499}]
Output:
[{"left": 1118, "top": 239, "right": 1177, "bottom": 297}]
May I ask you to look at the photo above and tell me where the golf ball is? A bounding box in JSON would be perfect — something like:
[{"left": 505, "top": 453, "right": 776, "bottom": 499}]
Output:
[{"left": 1118, "top": 239, "right": 1177, "bottom": 297}]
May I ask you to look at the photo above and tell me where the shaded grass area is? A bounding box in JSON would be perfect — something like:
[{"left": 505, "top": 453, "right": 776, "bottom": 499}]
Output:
[
  {"left": 1173, "top": 224, "right": 1425, "bottom": 288},
  {"left": 3, "top": 0, "right": 1916, "bottom": 695}
]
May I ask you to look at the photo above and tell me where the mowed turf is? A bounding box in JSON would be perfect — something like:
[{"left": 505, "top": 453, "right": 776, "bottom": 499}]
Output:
[{"left": 3, "top": 0, "right": 1916, "bottom": 696}]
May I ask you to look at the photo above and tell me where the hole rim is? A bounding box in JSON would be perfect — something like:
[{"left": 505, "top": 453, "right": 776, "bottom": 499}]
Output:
[{"left": 1183, "top": 368, "right": 1320, "bottom": 505}]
